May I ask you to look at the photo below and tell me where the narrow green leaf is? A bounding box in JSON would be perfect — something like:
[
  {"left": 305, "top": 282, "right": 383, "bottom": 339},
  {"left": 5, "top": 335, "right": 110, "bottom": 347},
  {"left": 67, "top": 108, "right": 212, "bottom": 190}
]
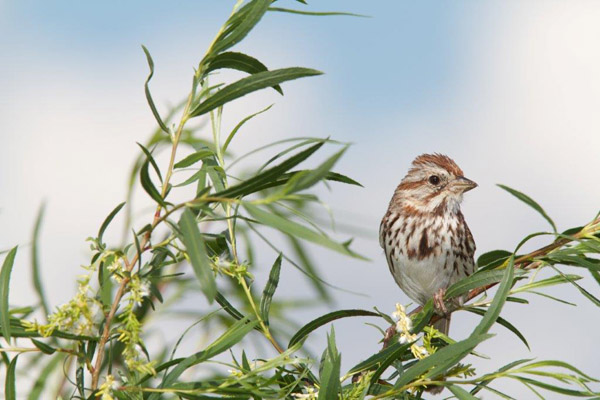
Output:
[
  {"left": 0, "top": 247, "right": 18, "bottom": 342},
  {"left": 562, "top": 226, "right": 584, "bottom": 236},
  {"left": 136, "top": 143, "right": 163, "bottom": 182},
  {"left": 268, "top": 7, "right": 368, "bottom": 17},
  {"left": 283, "top": 146, "right": 348, "bottom": 194},
  {"left": 31, "top": 204, "right": 49, "bottom": 318},
  {"left": 288, "top": 235, "right": 329, "bottom": 300},
  {"left": 173, "top": 150, "right": 214, "bottom": 169},
  {"left": 464, "top": 307, "right": 529, "bottom": 349},
  {"left": 516, "top": 376, "right": 596, "bottom": 397},
  {"left": 173, "top": 169, "right": 205, "bottom": 188},
  {"left": 518, "top": 359, "right": 599, "bottom": 382},
  {"left": 151, "top": 317, "right": 258, "bottom": 400},
  {"left": 243, "top": 137, "right": 336, "bottom": 172},
  {"left": 132, "top": 229, "right": 143, "bottom": 270},
  {"left": 446, "top": 269, "right": 523, "bottom": 299},
  {"left": 318, "top": 328, "right": 341, "bottom": 400},
  {"left": 471, "top": 358, "right": 534, "bottom": 396},
  {"left": 98, "top": 258, "right": 114, "bottom": 307},
  {"left": 473, "top": 385, "right": 517, "bottom": 399},
  {"left": 259, "top": 254, "right": 282, "bottom": 326},
  {"left": 288, "top": 309, "right": 379, "bottom": 348},
  {"left": 544, "top": 254, "right": 600, "bottom": 271},
  {"left": 369, "top": 341, "right": 413, "bottom": 386},
  {"left": 189, "top": 68, "right": 322, "bottom": 118},
  {"left": 448, "top": 385, "right": 479, "bottom": 399},
  {"left": 245, "top": 203, "right": 365, "bottom": 259},
  {"left": 140, "top": 159, "right": 166, "bottom": 207},
  {"left": 178, "top": 209, "right": 216, "bottom": 303},
  {"left": 31, "top": 339, "right": 56, "bottom": 355},
  {"left": 247, "top": 170, "right": 363, "bottom": 194},
  {"left": 515, "top": 232, "right": 553, "bottom": 252},
  {"left": 527, "top": 290, "right": 577, "bottom": 306},
  {"left": 394, "top": 334, "right": 493, "bottom": 389},
  {"left": 248, "top": 223, "right": 353, "bottom": 296},
  {"left": 216, "top": 141, "right": 324, "bottom": 199},
  {"left": 550, "top": 265, "right": 600, "bottom": 307},
  {"left": 506, "top": 296, "right": 529, "bottom": 304},
  {"left": 324, "top": 171, "right": 363, "bottom": 187},
  {"left": 349, "top": 341, "right": 411, "bottom": 375},
  {"left": 208, "top": 0, "right": 271, "bottom": 57},
  {"left": 141, "top": 45, "right": 169, "bottom": 134},
  {"left": 477, "top": 249, "right": 512, "bottom": 270},
  {"left": 511, "top": 274, "right": 583, "bottom": 294},
  {"left": 97, "top": 202, "right": 126, "bottom": 246},
  {"left": 215, "top": 292, "right": 245, "bottom": 320},
  {"left": 206, "top": 52, "right": 283, "bottom": 94},
  {"left": 76, "top": 366, "right": 84, "bottom": 398},
  {"left": 166, "top": 310, "right": 221, "bottom": 380},
  {"left": 471, "top": 256, "right": 515, "bottom": 337},
  {"left": 405, "top": 301, "right": 433, "bottom": 336},
  {"left": 203, "top": 158, "right": 227, "bottom": 194},
  {"left": 5, "top": 355, "right": 17, "bottom": 400},
  {"left": 222, "top": 104, "right": 273, "bottom": 154},
  {"left": 497, "top": 184, "right": 557, "bottom": 232}
]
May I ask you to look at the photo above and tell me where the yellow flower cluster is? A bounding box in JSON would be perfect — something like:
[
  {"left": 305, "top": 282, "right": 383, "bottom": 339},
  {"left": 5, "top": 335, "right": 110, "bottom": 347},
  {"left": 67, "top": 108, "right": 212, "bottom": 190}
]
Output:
[
  {"left": 392, "top": 303, "right": 429, "bottom": 360},
  {"left": 23, "top": 275, "right": 102, "bottom": 337},
  {"left": 96, "top": 374, "right": 118, "bottom": 400}
]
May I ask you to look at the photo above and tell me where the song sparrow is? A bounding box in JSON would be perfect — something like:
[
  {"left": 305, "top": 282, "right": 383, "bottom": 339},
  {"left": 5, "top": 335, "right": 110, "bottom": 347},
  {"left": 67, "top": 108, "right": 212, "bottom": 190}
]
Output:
[{"left": 379, "top": 154, "right": 477, "bottom": 335}]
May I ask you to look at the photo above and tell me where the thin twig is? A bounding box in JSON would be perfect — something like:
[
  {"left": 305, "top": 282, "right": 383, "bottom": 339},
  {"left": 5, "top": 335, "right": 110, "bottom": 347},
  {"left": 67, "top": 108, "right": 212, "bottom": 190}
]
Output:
[{"left": 90, "top": 83, "right": 196, "bottom": 391}]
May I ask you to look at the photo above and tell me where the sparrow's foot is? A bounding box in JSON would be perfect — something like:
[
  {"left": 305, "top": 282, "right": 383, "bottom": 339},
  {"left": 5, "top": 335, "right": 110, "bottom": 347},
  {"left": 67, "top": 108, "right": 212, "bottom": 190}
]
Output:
[{"left": 433, "top": 288, "right": 448, "bottom": 315}]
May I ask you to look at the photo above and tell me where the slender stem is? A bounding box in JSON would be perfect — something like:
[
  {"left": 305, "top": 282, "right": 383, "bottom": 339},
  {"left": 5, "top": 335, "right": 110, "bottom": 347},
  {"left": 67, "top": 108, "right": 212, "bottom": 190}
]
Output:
[
  {"left": 204, "top": 97, "right": 285, "bottom": 356},
  {"left": 91, "top": 0, "right": 253, "bottom": 390},
  {"left": 90, "top": 79, "right": 196, "bottom": 391},
  {"left": 238, "top": 276, "right": 284, "bottom": 354}
]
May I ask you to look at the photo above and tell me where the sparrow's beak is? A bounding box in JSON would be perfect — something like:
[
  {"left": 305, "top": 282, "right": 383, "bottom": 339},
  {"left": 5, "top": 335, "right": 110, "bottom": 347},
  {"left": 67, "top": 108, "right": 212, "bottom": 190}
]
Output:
[{"left": 453, "top": 176, "right": 478, "bottom": 193}]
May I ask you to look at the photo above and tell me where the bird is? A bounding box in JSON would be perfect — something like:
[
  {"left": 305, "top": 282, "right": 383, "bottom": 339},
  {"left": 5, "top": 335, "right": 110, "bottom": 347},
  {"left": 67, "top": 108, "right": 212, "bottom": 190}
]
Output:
[{"left": 379, "top": 153, "right": 477, "bottom": 335}]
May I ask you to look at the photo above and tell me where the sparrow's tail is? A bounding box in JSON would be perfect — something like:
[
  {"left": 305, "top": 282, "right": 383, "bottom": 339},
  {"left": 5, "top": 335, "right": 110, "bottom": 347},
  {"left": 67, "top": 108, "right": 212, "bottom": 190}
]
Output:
[{"left": 433, "top": 314, "right": 451, "bottom": 336}]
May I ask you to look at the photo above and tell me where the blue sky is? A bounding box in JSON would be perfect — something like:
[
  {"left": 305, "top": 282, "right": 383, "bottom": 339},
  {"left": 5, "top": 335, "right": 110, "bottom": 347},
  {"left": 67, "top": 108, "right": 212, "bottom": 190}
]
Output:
[{"left": 2, "top": 1, "right": 600, "bottom": 398}]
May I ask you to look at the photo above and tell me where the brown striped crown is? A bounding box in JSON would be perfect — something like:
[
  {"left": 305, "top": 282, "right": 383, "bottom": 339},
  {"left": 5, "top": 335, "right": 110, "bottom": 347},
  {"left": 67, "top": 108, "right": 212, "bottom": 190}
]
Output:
[{"left": 409, "top": 153, "right": 463, "bottom": 177}]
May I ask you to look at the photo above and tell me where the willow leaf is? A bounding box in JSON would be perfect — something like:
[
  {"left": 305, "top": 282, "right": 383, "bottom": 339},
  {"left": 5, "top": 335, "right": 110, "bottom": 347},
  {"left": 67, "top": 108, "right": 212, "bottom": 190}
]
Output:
[
  {"left": 178, "top": 209, "right": 216, "bottom": 303},
  {"left": 259, "top": 254, "right": 282, "bottom": 326},
  {"left": 288, "top": 309, "right": 379, "bottom": 348},
  {"left": 0, "top": 247, "right": 18, "bottom": 342},
  {"left": 189, "top": 68, "right": 322, "bottom": 118},
  {"left": 498, "top": 184, "right": 557, "bottom": 232}
]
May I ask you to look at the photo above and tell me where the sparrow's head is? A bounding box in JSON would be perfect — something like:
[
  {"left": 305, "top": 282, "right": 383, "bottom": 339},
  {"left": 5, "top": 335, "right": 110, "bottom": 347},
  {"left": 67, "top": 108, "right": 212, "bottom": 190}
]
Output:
[{"left": 393, "top": 153, "right": 477, "bottom": 213}]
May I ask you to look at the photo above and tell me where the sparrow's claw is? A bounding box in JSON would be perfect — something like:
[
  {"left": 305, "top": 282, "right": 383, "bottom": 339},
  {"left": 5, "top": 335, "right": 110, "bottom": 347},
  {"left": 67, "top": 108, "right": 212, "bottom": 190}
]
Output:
[{"left": 433, "top": 288, "right": 448, "bottom": 315}]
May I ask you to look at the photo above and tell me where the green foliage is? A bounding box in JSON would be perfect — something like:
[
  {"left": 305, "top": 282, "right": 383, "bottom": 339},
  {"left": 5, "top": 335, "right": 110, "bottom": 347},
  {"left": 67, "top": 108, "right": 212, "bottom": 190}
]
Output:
[
  {"left": 0, "top": 247, "right": 18, "bottom": 342},
  {"left": 177, "top": 209, "right": 217, "bottom": 303},
  {"left": 2, "top": 2, "right": 600, "bottom": 399}
]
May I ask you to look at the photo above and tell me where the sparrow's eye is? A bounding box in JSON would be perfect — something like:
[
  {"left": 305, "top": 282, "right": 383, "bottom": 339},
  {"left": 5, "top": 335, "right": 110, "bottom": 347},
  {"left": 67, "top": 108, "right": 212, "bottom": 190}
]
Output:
[{"left": 428, "top": 175, "right": 440, "bottom": 185}]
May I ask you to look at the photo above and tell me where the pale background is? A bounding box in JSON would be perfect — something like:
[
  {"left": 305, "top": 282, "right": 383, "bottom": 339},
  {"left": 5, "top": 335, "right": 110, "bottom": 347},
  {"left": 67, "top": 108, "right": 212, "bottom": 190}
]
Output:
[{"left": 1, "top": 1, "right": 600, "bottom": 398}]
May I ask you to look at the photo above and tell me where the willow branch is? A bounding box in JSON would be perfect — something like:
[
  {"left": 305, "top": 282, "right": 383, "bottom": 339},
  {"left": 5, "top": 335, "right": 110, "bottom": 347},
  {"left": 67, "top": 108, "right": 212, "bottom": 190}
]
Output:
[
  {"left": 378, "top": 216, "right": 600, "bottom": 344},
  {"left": 90, "top": 85, "right": 196, "bottom": 391},
  {"left": 424, "top": 215, "right": 600, "bottom": 324}
]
